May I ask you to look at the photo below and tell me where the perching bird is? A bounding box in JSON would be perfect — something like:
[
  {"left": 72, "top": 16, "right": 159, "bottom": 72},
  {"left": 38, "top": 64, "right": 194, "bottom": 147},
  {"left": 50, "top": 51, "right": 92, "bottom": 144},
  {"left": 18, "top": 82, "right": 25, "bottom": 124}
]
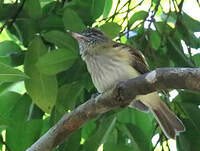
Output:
[{"left": 71, "top": 28, "right": 185, "bottom": 139}]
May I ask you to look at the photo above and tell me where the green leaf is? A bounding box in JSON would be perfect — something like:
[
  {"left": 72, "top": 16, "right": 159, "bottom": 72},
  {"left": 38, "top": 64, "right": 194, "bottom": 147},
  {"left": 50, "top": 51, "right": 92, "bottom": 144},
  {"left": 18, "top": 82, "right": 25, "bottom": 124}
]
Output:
[
  {"left": 58, "top": 130, "right": 81, "bottom": 151},
  {"left": 24, "top": 37, "right": 57, "bottom": 113},
  {"left": 117, "top": 108, "right": 154, "bottom": 151},
  {"left": 167, "top": 37, "right": 194, "bottom": 67},
  {"left": 104, "top": 144, "right": 133, "bottom": 151},
  {"left": 90, "top": 0, "right": 105, "bottom": 20},
  {"left": 42, "top": 30, "right": 79, "bottom": 52},
  {"left": 181, "top": 12, "right": 200, "bottom": 32},
  {"left": 0, "top": 91, "right": 21, "bottom": 120},
  {"left": 10, "top": 51, "right": 26, "bottom": 67},
  {"left": 0, "top": 4, "right": 17, "bottom": 20},
  {"left": 176, "top": 22, "right": 200, "bottom": 49},
  {"left": 6, "top": 119, "right": 43, "bottom": 151},
  {"left": 42, "top": 1, "right": 61, "bottom": 16},
  {"left": 178, "top": 90, "right": 200, "bottom": 105},
  {"left": 100, "top": 22, "right": 121, "bottom": 39},
  {"left": 149, "top": 30, "right": 161, "bottom": 50},
  {"left": 177, "top": 103, "right": 200, "bottom": 151},
  {"left": 63, "top": 8, "right": 86, "bottom": 32},
  {"left": 193, "top": 54, "right": 200, "bottom": 67},
  {"left": 0, "top": 41, "right": 21, "bottom": 66},
  {"left": 177, "top": 119, "right": 200, "bottom": 151},
  {"left": 57, "top": 58, "right": 93, "bottom": 91},
  {"left": 84, "top": 115, "right": 117, "bottom": 151},
  {"left": 103, "top": 128, "right": 118, "bottom": 150},
  {"left": 36, "top": 49, "right": 77, "bottom": 75},
  {"left": 24, "top": 0, "right": 42, "bottom": 19},
  {"left": 66, "top": 0, "right": 105, "bottom": 25},
  {"left": 0, "top": 82, "right": 14, "bottom": 94},
  {"left": 129, "top": 11, "right": 148, "bottom": 26},
  {"left": 0, "top": 62, "right": 28, "bottom": 83},
  {"left": 15, "top": 19, "right": 38, "bottom": 46},
  {"left": 8, "top": 94, "right": 32, "bottom": 123},
  {"left": 0, "top": 41, "right": 21, "bottom": 56},
  {"left": 154, "top": 22, "right": 173, "bottom": 35},
  {"left": 116, "top": 124, "right": 140, "bottom": 151},
  {"left": 39, "top": 15, "right": 64, "bottom": 30},
  {"left": 57, "top": 82, "right": 84, "bottom": 112},
  {"left": 103, "top": 0, "right": 112, "bottom": 18},
  {"left": 81, "top": 120, "right": 96, "bottom": 140}
]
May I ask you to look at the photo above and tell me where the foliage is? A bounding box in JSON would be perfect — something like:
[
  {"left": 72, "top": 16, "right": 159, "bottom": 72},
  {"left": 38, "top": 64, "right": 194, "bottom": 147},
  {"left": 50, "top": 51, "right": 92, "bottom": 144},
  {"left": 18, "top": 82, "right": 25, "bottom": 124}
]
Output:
[{"left": 0, "top": 0, "right": 200, "bottom": 151}]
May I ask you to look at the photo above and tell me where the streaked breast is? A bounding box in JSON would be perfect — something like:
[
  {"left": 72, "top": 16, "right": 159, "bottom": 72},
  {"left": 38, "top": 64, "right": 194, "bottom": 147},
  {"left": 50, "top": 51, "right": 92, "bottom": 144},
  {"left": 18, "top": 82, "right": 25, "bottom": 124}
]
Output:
[{"left": 84, "top": 48, "right": 140, "bottom": 92}]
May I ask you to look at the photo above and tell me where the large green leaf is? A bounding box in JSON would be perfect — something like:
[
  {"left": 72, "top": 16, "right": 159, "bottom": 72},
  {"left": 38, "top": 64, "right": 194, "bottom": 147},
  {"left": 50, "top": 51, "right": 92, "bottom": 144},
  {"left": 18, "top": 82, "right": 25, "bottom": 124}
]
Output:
[
  {"left": 36, "top": 49, "right": 78, "bottom": 75},
  {"left": 6, "top": 119, "right": 43, "bottom": 151},
  {"left": 0, "top": 82, "right": 14, "bottom": 94},
  {"left": 193, "top": 54, "right": 200, "bottom": 67},
  {"left": 129, "top": 11, "right": 148, "bottom": 27},
  {"left": 90, "top": 0, "right": 105, "bottom": 20},
  {"left": 117, "top": 108, "right": 154, "bottom": 151},
  {"left": 0, "top": 40, "right": 21, "bottom": 65},
  {"left": 66, "top": 0, "right": 105, "bottom": 25},
  {"left": 176, "top": 21, "right": 200, "bottom": 49},
  {"left": 24, "top": 37, "right": 57, "bottom": 113},
  {"left": 83, "top": 115, "right": 117, "bottom": 151},
  {"left": 103, "top": 0, "right": 112, "bottom": 18},
  {"left": 0, "top": 91, "right": 21, "bottom": 120},
  {"left": 178, "top": 90, "right": 200, "bottom": 105},
  {"left": 42, "top": 30, "right": 79, "bottom": 52},
  {"left": 180, "top": 12, "right": 200, "bottom": 32},
  {"left": 103, "top": 128, "right": 118, "bottom": 151},
  {"left": 154, "top": 22, "right": 173, "bottom": 35},
  {"left": 0, "top": 62, "right": 28, "bottom": 83},
  {"left": 15, "top": 19, "right": 38, "bottom": 46},
  {"left": 104, "top": 143, "right": 133, "bottom": 151},
  {"left": 0, "top": 40, "right": 23, "bottom": 66},
  {"left": 100, "top": 22, "right": 122, "bottom": 39},
  {"left": 0, "top": 4, "right": 18, "bottom": 20},
  {"left": 58, "top": 130, "right": 81, "bottom": 151},
  {"left": 167, "top": 37, "right": 194, "bottom": 67},
  {"left": 24, "top": 0, "right": 42, "bottom": 19},
  {"left": 63, "top": 8, "right": 85, "bottom": 32},
  {"left": 0, "top": 41, "right": 21, "bottom": 56},
  {"left": 177, "top": 103, "right": 200, "bottom": 151},
  {"left": 57, "top": 82, "right": 84, "bottom": 112},
  {"left": 8, "top": 94, "right": 32, "bottom": 123},
  {"left": 57, "top": 58, "right": 93, "bottom": 91},
  {"left": 149, "top": 30, "right": 161, "bottom": 50},
  {"left": 39, "top": 15, "right": 64, "bottom": 31}
]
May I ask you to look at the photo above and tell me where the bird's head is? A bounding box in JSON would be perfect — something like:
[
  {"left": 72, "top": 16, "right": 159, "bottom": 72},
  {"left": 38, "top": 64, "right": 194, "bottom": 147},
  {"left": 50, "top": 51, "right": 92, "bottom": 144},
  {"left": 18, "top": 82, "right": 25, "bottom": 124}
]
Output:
[{"left": 71, "top": 28, "right": 110, "bottom": 55}]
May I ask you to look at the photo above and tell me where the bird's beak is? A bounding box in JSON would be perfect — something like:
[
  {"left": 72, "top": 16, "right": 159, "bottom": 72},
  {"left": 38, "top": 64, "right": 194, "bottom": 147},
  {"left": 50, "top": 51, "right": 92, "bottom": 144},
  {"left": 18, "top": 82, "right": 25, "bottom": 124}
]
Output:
[{"left": 70, "top": 32, "right": 86, "bottom": 40}]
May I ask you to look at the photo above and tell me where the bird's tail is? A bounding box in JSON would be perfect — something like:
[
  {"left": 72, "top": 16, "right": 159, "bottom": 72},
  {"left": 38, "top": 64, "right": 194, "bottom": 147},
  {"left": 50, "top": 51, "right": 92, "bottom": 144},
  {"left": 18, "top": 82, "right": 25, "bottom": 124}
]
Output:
[{"left": 137, "top": 92, "right": 185, "bottom": 138}]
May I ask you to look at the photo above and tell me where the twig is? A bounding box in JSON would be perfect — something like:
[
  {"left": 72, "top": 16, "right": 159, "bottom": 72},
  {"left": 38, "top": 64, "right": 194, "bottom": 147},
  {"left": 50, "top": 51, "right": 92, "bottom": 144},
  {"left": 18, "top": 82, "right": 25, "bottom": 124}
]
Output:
[
  {"left": 0, "top": 138, "right": 11, "bottom": 151},
  {"left": 165, "top": 136, "right": 171, "bottom": 151},
  {"left": 172, "top": 0, "right": 179, "bottom": 12},
  {"left": 111, "top": 0, "right": 120, "bottom": 22},
  {"left": 152, "top": 132, "right": 164, "bottom": 151},
  {"left": 100, "top": 0, "right": 145, "bottom": 23},
  {"left": 196, "top": 0, "right": 200, "bottom": 8}
]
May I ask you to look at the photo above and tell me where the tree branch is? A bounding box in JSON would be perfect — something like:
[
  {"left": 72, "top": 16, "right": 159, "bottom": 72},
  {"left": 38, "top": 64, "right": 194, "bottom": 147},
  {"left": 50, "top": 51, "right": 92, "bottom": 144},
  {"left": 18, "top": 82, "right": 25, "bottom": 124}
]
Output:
[{"left": 26, "top": 68, "right": 200, "bottom": 151}]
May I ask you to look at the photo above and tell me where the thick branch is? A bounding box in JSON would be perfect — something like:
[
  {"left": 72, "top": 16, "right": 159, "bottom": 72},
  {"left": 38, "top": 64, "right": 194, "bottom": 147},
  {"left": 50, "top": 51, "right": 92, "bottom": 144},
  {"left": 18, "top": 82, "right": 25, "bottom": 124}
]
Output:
[{"left": 26, "top": 68, "right": 200, "bottom": 151}]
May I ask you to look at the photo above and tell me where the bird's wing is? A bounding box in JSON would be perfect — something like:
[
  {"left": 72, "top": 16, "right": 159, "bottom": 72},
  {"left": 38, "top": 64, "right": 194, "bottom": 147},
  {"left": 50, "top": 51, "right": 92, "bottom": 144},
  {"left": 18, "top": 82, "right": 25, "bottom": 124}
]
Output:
[
  {"left": 112, "top": 42, "right": 150, "bottom": 74},
  {"left": 130, "top": 48, "right": 150, "bottom": 74}
]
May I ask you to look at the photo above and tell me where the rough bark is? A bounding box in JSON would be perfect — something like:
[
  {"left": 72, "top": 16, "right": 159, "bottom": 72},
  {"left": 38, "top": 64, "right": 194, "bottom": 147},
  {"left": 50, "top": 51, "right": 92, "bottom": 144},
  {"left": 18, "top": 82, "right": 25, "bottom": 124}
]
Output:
[{"left": 26, "top": 68, "right": 200, "bottom": 151}]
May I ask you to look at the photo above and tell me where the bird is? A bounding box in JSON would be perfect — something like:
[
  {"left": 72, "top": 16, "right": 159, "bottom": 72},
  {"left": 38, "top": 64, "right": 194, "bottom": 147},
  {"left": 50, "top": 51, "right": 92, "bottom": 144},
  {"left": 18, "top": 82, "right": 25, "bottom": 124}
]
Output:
[{"left": 71, "top": 28, "right": 185, "bottom": 139}]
